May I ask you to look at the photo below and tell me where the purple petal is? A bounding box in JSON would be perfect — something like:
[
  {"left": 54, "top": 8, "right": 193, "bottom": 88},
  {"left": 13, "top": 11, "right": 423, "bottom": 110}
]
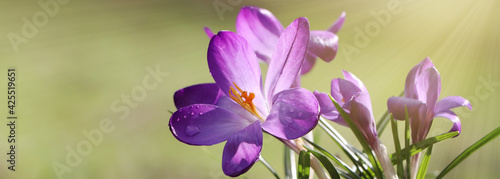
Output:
[
  {"left": 405, "top": 57, "right": 435, "bottom": 99},
  {"left": 204, "top": 27, "right": 215, "bottom": 38},
  {"left": 387, "top": 97, "right": 425, "bottom": 121},
  {"left": 300, "top": 52, "right": 317, "bottom": 75},
  {"left": 327, "top": 11, "right": 346, "bottom": 34},
  {"left": 434, "top": 110, "right": 461, "bottom": 136},
  {"left": 435, "top": 96, "right": 472, "bottom": 114},
  {"left": 313, "top": 91, "right": 347, "bottom": 126},
  {"left": 338, "top": 78, "right": 364, "bottom": 103},
  {"left": 414, "top": 67, "right": 441, "bottom": 112},
  {"left": 208, "top": 31, "right": 267, "bottom": 113},
  {"left": 169, "top": 104, "right": 256, "bottom": 145},
  {"left": 308, "top": 31, "right": 338, "bottom": 62},
  {"left": 265, "top": 17, "right": 310, "bottom": 101},
  {"left": 262, "top": 88, "right": 319, "bottom": 140},
  {"left": 342, "top": 70, "right": 368, "bottom": 93},
  {"left": 222, "top": 121, "right": 263, "bottom": 177},
  {"left": 174, "top": 83, "right": 223, "bottom": 109},
  {"left": 236, "top": 6, "right": 284, "bottom": 63},
  {"left": 330, "top": 79, "right": 345, "bottom": 106},
  {"left": 345, "top": 92, "right": 378, "bottom": 147}
]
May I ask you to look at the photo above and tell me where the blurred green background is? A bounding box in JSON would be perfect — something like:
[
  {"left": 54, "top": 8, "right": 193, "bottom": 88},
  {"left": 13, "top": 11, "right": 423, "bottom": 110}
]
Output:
[{"left": 0, "top": 0, "right": 498, "bottom": 178}]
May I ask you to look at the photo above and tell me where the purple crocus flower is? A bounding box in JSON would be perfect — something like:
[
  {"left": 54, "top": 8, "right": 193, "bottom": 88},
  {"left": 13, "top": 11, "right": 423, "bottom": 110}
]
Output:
[
  {"left": 387, "top": 57, "right": 472, "bottom": 143},
  {"left": 314, "top": 71, "right": 396, "bottom": 178},
  {"left": 387, "top": 57, "right": 472, "bottom": 178},
  {"left": 170, "top": 18, "right": 320, "bottom": 177},
  {"left": 205, "top": 6, "right": 345, "bottom": 75}
]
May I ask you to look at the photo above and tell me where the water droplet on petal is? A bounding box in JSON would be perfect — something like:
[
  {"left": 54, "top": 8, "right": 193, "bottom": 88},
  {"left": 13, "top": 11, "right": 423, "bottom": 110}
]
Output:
[
  {"left": 190, "top": 112, "right": 195, "bottom": 115},
  {"left": 199, "top": 112, "right": 203, "bottom": 115},
  {"left": 185, "top": 125, "right": 200, "bottom": 137},
  {"left": 297, "top": 112, "right": 303, "bottom": 118},
  {"left": 289, "top": 108, "right": 295, "bottom": 113},
  {"left": 195, "top": 106, "right": 199, "bottom": 109},
  {"left": 183, "top": 115, "right": 187, "bottom": 119},
  {"left": 285, "top": 117, "right": 293, "bottom": 124}
]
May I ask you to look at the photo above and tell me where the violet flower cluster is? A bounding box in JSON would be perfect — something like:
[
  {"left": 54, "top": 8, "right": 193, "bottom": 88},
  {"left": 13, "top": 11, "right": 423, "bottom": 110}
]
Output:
[{"left": 168, "top": 6, "right": 472, "bottom": 178}]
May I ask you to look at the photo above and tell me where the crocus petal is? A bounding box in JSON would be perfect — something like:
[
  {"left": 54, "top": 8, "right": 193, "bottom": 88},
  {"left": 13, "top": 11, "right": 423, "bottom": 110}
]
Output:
[
  {"left": 415, "top": 67, "right": 441, "bottom": 112},
  {"left": 169, "top": 104, "right": 256, "bottom": 146},
  {"left": 435, "top": 96, "right": 472, "bottom": 114},
  {"left": 342, "top": 70, "right": 367, "bottom": 93},
  {"left": 330, "top": 79, "right": 345, "bottom": 106},
  {"left": 405, "top": 57, "right": 435, "bottom": 99},
  {"left": 236, "top": 6, "right": 284, "bottom": 63},
  {"left": 387, "top": 96, "right": 425, "bottom": 121},
  {"left": 433, "top": 110, "right": 461, "bottom": 135},
  {"left": 300, "top": 52, "right": 317, "bottom": 75},
  {"left": 308, "top": 31, "right": 338, "bottom": 62},
  {"left": 345, "top": 92, "right": 378, "bottom": 147},
  {"left": 327, "top": 11, "right": 346, "bottom": 34},
  {"left": 338, "top": 78, "right": 364, "bottom": 103},
  {"left": 265, "top": 17, "right": 310, "bottom": 101},
  {"left": 204, "top": 26, "right": 215, "bottom": 38},
  {"left": 222, "top": 121, "right": 263, "bottom": 177},
  {"left": 262, "top": 88, "right": 319, "bottom": 140},
  {"left": 173, "top": 83, "right": 222, "bottom": 109},
  {"left": 313, "top": 91, "right": 347, "bottom": 126},
  {"left": 208, "top": 31, "right": 267, "bottom": 113}
]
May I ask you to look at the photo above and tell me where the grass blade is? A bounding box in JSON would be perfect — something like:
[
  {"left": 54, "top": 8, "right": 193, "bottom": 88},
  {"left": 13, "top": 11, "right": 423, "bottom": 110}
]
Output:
[
  {"left": 297, "top": 151, "right": 311, "bottom": 179},
  {"left": 303, "top": 138, "right": 361, "bottom": 179},
  {"left": 404, "top": 106, "right": 411, "bottom": 178},
  {"left": 390, "top": 114, "right": 404, "bottom": 178},
  {"left": 390, "top": 131, "right": 459, "bottom": 164},
  {"left": 259, "top": 155, "right": 280, "bottom": 179},
  {"left": 436, "top": 127, "right": 500, "bottom": 178},
  {"left": 416, "top": 145, "right": 433, "bottom": 179},
  {"left": 306, "top": 148, "right": 341, "bottom": 179}
]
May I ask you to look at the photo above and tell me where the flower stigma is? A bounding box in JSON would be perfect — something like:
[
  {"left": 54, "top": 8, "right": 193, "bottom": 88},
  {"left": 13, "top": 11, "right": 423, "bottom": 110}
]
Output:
[{"left": 229, "top": 82, "right": 265, "bottom": 121}]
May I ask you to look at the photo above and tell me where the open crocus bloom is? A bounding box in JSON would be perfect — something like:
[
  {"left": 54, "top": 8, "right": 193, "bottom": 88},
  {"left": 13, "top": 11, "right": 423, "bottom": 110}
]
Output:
[
  {"left": 205, "top": 6, "right": 345, "bottom": 75},
  {"left": 387, "top": 58, "right": 472, "bottom": 143},
  {"left": 313, "top": 70, "right": 379, "bottom": 147},
  {"left": 170, "top": 18, "right": 320, "bottom": 177}
]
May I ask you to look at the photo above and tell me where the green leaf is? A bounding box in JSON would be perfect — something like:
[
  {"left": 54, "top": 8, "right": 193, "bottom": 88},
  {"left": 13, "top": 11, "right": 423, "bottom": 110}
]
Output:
[
  {"left": 297, "top": 150, "right": 311, "bottom": 179},
  {"left": 437, "top": 127, "right": 500, "bottom": 179},
  {"left": 330, "top": 95, "right": 384, "bottom": 179},
  {"left": 376, "top": 91, "right": 403, "bottom": 136},
  {"left": 318, "top": 118, "right": 369, "bottom": 177},
  {"left": 307, "top": 148, "right": 341, "bottom": 179},
  {"left": 390, "top": 114, "right": 404, "bottom": 178},
  {"left": 284, "top": 145, "right": 296, "bottom": 179},
  {"left": 416, "top": 145, "right": 433, "bottom": 179},
  {"left": 390, "top": 131, "right": 459, "bottom": 164},
  {"left": 303, "top": 138, "right": 361, "bottom": 179},
  {"left": 404, "top": 106, "right": 411, "bottom": 178}
]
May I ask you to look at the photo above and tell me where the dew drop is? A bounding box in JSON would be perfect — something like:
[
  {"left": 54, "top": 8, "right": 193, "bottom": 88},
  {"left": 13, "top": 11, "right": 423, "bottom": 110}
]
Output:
[
  {"left": 289, "top": 108, "right": 295, "bottom": 113},
  {"left": 190, "top": 112, "right": 195, "bottom": 115},
  {"left": 199, "top": 112, "right": 203, "bottom": 115},
  {"left": 183, "top": 115, "right": 187, "bottom": 119},
  {"left": 297, "top": 112, "right": 303, "bottom": 118},
  {"left": 185, "top": 125, "right": 200, "bottom": 137},
  {"left": 285, "top": 117, "right": 293, "bottom": 124}
]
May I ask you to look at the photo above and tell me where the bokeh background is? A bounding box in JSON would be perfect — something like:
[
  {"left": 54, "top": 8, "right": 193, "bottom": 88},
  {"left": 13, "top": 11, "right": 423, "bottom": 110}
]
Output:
[{"left": 1, "top": 0, "right": 499, "bottom": 178}]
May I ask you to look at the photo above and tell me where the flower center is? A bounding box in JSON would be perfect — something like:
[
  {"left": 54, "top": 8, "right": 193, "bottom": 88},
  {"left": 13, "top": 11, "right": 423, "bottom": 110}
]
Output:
[{"left": 229, "top": 82, "right": 264, "bottom": 121}]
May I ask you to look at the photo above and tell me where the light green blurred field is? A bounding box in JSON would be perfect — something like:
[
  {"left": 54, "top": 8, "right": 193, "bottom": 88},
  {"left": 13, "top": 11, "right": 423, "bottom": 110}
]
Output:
[{"left": 0, "top": 0, "right": 498, "bottom": 178}]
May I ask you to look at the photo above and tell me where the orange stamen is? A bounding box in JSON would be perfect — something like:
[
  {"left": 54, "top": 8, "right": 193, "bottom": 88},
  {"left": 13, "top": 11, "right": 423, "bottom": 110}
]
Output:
[{"left": 228, "top": 82, "right": 264, "bottom": 121}]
